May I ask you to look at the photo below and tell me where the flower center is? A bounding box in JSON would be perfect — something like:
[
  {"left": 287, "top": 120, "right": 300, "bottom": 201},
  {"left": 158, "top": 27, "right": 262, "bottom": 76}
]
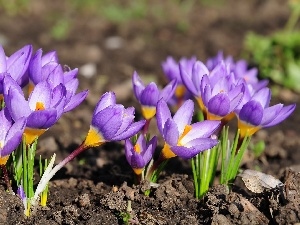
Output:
[
  {"left": 134, "top": 144, "right": 141, "bottom": 154},
  {"left": 178, "top": 125, "right": 192, "bottom": 145},
  {"left": 35, "top": 102, "right": 45, "bottom": 111}
]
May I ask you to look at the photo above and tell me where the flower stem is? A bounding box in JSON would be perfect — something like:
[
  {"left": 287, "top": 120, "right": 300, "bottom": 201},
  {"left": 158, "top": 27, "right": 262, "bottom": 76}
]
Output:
[{"left": 142, "top": 119, "right": 151, "bottom": 135}]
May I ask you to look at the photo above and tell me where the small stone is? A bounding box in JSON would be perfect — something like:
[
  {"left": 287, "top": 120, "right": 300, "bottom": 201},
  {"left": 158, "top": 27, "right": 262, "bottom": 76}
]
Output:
[
  {"left": 76, "top": 193, "right": 91, "bottom": 208},
  {"left": 80, "top": 63, "right": 97, "bottom": 78}
]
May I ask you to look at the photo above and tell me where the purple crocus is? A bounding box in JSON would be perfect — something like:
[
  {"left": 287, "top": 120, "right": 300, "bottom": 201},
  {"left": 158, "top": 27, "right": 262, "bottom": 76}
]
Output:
[
  {"left": 236, "top": 87, "right": 296, "bottom": 138},
  {"left": 0, "top": 107, "right": 26, "bottom": 165},
  {"left": 83, "top": 92, "right": 146, "bottom": 148},
  {"left": 181, "top": 60, "right": 245, "bottom": 124},
  {"left": 162, "top": 56, "right": 196, "bottom": 106},
  {"left": 28, "top": 48, "right": 59, "bottom": 86},
  {"left": 35, "top": 92, "right": 146, "bottom": 196},
  {"left": 132, "top": 71, "right": 177, "bottom": 119},
  {"left": 3, "top": 75, "right": 66, "bottom": 144},
  {"left": 28, "top": 49, "right": 88, "bottom": 113},
  {"left": 200, "top": 72, "right": 245, "bottom": 123},
  {"left": 156, "top": 99, "right": 220, "bottom": 159},
  {"left": 0, "top": 44, "right": 32, "bottom": 95},
  {"left": 125, "top": 135, "right": 157, "bottom": 175}
]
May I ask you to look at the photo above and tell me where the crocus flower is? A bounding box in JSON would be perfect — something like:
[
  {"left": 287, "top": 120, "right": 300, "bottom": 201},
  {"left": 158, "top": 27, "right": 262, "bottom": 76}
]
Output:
[
  {"left": 83, "top": 92, "right": 146, "bottom": 148},
  {"left": 28, "top": 48, "right": 59, "bottom": 86},
  {"left": 200, "top": 72, "right": 245, "bottom": 123},
  {"left": 0, "top": 107, "right": 26, "bottom": 165},
  {"left": 28, "top": 49, "right": 88, "bottom": 113},
  {"left": 236, "top": 87, "right": 296, "bottom": 138},
  {"left": 162, "top": 56, "right": 196, "bottom": 106},
  {"left": 125, "top": 135, "right": 157, "bottom": 175},
  {"left": 0, "top": 44, "right": 32, "bottom": 95},
  {"left": 132, "top": 71, "right": 177, "bottom": 120},
  {"left": 181, "top": 60, "right": 245, "bottom": 124},
  {"left": 34, "top": 92, "right": 145, "bottom": 199},
  {"left": 156, "top": 99, "right": 220, "bottom": 159},
  {"left": 3, "top": 75, "right": 66, "bottom": 145}
]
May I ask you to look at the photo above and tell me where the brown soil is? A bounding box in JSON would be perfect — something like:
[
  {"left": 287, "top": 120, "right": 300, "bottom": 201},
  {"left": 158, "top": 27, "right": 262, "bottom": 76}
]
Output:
[{"left": 1, "top": 0, "right": 300, "bottom": 224}]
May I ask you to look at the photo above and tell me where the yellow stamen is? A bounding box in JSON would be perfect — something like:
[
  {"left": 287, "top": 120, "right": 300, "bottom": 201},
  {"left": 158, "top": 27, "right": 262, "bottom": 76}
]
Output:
[
  {"left": 134, "top": 144, "right": 141, "bottom": 154},
  {"left": 0, "top": 155, "right": 9, "bottom": 165},
  {"left": 175, "top": 85, "right": 186, "bottom": 99},
  {"left": 24, "top": 128, "right": 47, "bottom": 145},
  {"left": 35, "top": 102, "right": 45, "bottom": 111},
  {"left": 178, "top": 125, "right": 192, "bottom": 145},
  {"left": 133, "top": 167, "right": 143, "bottom": 175},
  {"left": 141, "top": 106, "right": 156, "bottom": 120},
  {"left": 83, "top": 126, "right": 105, "bottom": 148},
  {"left": 238, "top": 120, "right": 261, "bottom": 138}
]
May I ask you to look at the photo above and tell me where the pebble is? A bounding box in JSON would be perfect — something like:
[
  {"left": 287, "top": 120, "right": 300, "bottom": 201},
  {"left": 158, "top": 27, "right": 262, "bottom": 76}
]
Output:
[{"left": 80, "top": 63, "right": 97, "bottom": 78}]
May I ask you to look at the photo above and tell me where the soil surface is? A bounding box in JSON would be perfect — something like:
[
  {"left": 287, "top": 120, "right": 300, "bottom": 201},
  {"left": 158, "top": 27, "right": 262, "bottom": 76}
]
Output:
[{"left": 1, "top": 0, "right": 300, "bottom": 224}]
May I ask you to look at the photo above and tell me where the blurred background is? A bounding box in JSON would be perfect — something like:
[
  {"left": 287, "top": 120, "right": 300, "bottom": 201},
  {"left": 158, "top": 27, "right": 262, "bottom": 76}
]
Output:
[{"left": 0, "top": 0, "right": 295, "bottom": 147}]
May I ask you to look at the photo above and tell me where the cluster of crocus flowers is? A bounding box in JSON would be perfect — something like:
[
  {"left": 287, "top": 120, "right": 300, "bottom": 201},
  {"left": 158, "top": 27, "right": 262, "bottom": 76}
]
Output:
[
  {"left": 178, "top": 54, "right": 296, "bottom": 135},
  {"left": 34, "top": 92, "right": 145, "bottom": 199}
]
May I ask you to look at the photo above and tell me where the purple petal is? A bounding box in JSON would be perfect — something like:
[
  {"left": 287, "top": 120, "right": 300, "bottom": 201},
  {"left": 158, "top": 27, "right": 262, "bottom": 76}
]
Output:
[
  {"left": 115, "top": 107, "right": 135, "bottom": 136},
  {"left": 180, "top": 120, "right": 220, "bottom": 144},
  {"left": 94, "top": 92, "right": 116, "bottom": 115},
  {"left": 63, "top": 90, "right": 88, "bottom": 113},
  {"left": 191, "top": 61, "right": 207, "bottom": 95},
  {"left": 169, "top": 146, "right": 200, "bottom": 159},
  {"left": 129, "top": 152, "right": 146, "bottom": 168},
  {"left": 45, "top": 63, "right": 64, "bottom": 88},
  {"left": 207, "top": 93, "right": 230, "bottom": 117},
  {"left": 28, "top": 81, "right": 52, "bottom": 110},
  {"left": 2, "top": 117, "right": 27, "bottom": 156},
  {"left": 260, "top": 104, "right": 283, "bottom": 126},
  {"left": 159, "top": 79, "right": 177, "bottom": 102},
  {"left": 156, "top": 99, "right": 171, "bottom": 135},
  {"left": 1, "top": 133, "right": 23, "bottom": 156},
  {"left": 7, "top": 45, "right": 32, "bottom": 82},
  {"left": 252, "top": 87, "right": 271, "bottom": 108},
  {"left": 64, "top": 68, "right": 78, "bottom": 83},
  {"left": 173, "top": 99, "right": 194, "bottom": 134},
  {"left": 51, "top": 84, "right": 67, "bottom": 108},
  {"left": 263, "top": 104, "right": 296, "bottom": 128},
  {"left": 92, "top": 106, "right": 123, "bottom": 140},
  {"left": 239, "top": 100, "right": 263, "bottom": 126},
  {"left": 172, "top": 138, "right": 218, "bottom": 159},
  {"left": 139, "top": 82, "right": 159, "bottom": 106},
  {"left": 29, "top": 49, "right": 43, "bottom": 84},
  {"left": 132, "top": 71, "right": 145, "bottom": 99},
  {"left": 0, "top": 45, "right": 7, "bottom": 73},
  {"left": 42, "top": 50, "right": 58, "bottom": 65},
  {"left": 180, "top": 63, "right": 199, "bottom": 96},
  {"left": 26, "top": 109, "right": 57, "bottom": 129},
  {"left": 144, "top": 136, "right": 157, "bottom": 161},
  {"left": 125, "top": 139, "right": 134, "bottom": 164},
  {"left": 163, "top": 118, "right": 179, "bottom": 146},
  {"left": 112, "top": 120, "right": 146, "bottom": 141},
  {"left": 6, "top": 87, "right": 31, "bottom": 120},
  {"left": 184, "top": 137, "right": 218, "bottom": 149}
]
